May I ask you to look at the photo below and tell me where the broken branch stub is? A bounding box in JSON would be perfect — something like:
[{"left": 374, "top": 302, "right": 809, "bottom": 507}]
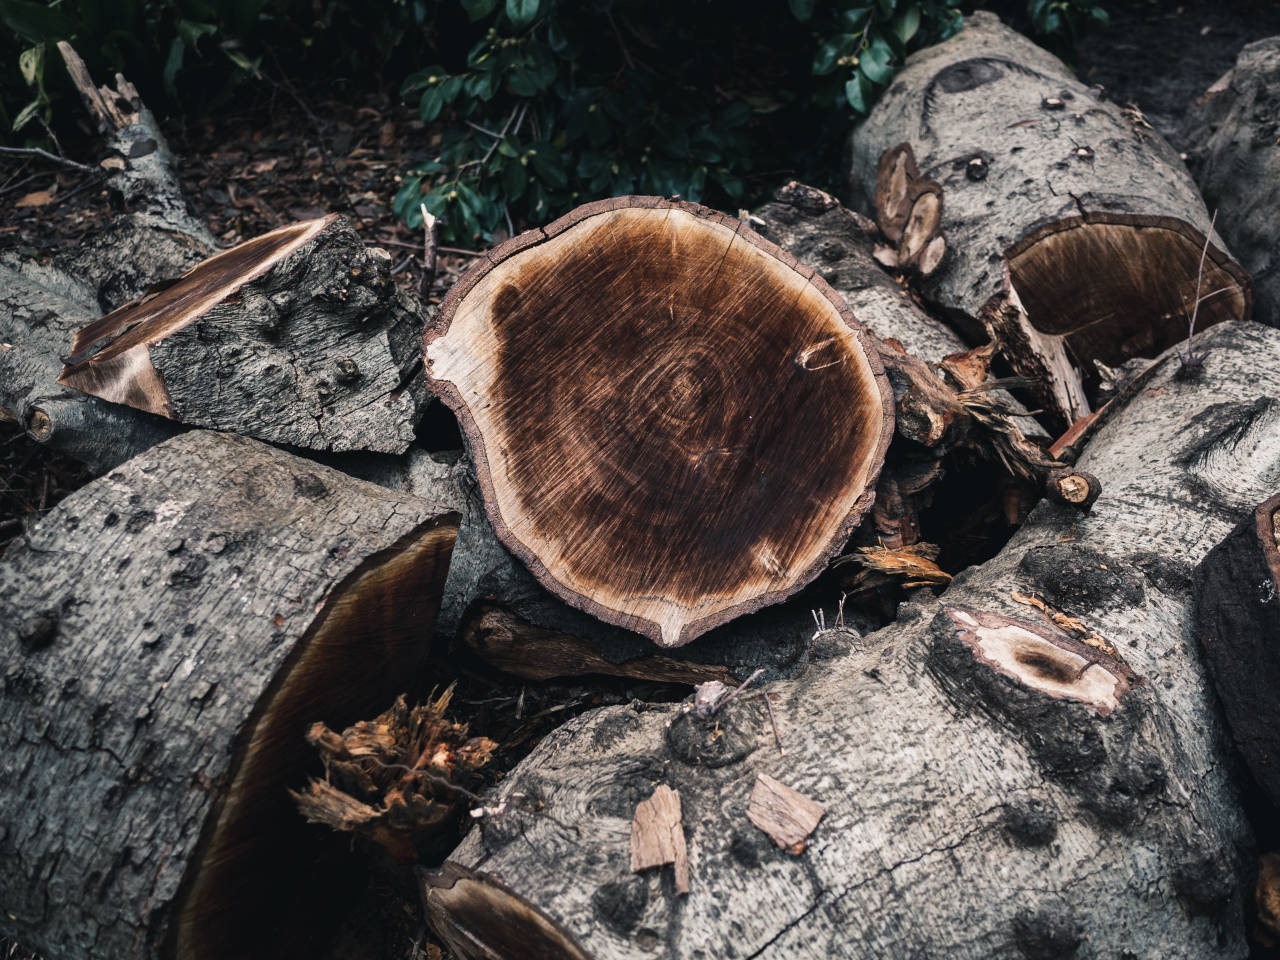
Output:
[
  {"left": 425, "top": 196, "right": 894, "bottom": 647},
  {"left": 850, "top": 11, "right": 1252, "bottom": 425}
]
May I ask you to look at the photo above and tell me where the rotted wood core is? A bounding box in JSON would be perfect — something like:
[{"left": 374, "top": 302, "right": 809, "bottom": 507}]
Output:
[
  {"left": 425, "top": 197, "right": 894, "bottom": 647},
  {"left": 174, "top": 517, "right": 458, "bottom": 960},
  {"left": 1005, "top": 217, "right": 1250, "bottom": 372}
]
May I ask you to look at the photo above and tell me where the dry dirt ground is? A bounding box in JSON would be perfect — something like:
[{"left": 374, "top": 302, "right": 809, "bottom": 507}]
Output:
[{"left": 4, "top": 2, "right": 1280, "bottom": 958}]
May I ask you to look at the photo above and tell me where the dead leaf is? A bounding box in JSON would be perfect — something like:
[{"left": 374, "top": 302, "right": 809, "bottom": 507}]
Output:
[{"left": 15, "top": 188, "right": 56, "bottom": 208}]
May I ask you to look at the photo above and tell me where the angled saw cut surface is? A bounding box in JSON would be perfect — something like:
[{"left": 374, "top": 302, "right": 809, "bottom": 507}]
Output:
[{"left": 425, "top": 197, "right": 893, "bottom": 647}]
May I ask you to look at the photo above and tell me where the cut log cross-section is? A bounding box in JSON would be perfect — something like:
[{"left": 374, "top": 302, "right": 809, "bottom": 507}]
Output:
[
  {"left": 0, "top": 431, "right": 459, "bottom": 960},
  {"left": 850, "top": 11, "right": 1253, "bottom": 425},
  {"left": 425, "top": 196, "right": 894, "bottom": 647}
]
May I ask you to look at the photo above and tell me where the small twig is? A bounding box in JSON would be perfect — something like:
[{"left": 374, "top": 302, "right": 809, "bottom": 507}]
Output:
[
  {"left": 763, "top": 692, "right": 786, "bottom": 755},
  {"left": 466, "top": 120, "right": 505, "bottom": 140},
  {"left": 0, "top": 145, "right": 100, "bottom": 177},
  {"left": 1181, "top": 209, "right": 1218, "bottom": 366},
  {"left": 420, "top": 202, "right": 439, "bottom": 295}
]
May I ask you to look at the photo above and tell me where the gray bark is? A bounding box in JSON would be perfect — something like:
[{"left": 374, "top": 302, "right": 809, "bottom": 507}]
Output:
[
  {"left": 59, "top": 215, "right": 429, "bottom": 455},
  {"left": 1182, "top": 36, "right": 1280, "bottom": 327},
  {"left": 753, "top": 181, "right": 1045, "bottom": 439},
  {"left": 0, "top": 430, "right": 458, "bottom": 960},
  {"left": 848, "top": 11, "right": 1250, "bottom": 425},
  {"left": 435, "top": 320, "right": 1280, "bottom": 959},
  {"left": 0, "top": 254, "right": 183, "bottom": 472}
]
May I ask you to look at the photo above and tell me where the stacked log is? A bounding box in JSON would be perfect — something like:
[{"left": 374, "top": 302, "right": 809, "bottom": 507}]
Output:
[
  {"left": 1182, "top": 36, "right": 1280, "bottom": 326},
  {"left": 0, "top": 431, "right": 458, "bottom": 960},
  {"left": 427, "top": 321, "right": 1280, "bottom": 959},
  {"left": 0, "top": 47, "right": 429, "bottom": 471},
  {"left": 849, "top": 11, "right": 1252, "bottom": 425}
]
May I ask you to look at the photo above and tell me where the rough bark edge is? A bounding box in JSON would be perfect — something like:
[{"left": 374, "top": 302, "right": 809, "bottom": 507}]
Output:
[
  {"left": 162, "top": 514, "right": 460, "bottom": 959},
  {"left": 1256, "top": 493, "right": 1280, "bottom": 590},
  {"left": 423, "top": 195, "right": 895, "bottom": 647},
  {"left": 1003, "top": 211, "right": 1254, "bottom": 323}
]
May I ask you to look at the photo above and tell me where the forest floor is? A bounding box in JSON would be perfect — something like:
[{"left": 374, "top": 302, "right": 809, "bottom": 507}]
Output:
[{"left": 3, "top": 2, "right": 1280, "bottom": 958}]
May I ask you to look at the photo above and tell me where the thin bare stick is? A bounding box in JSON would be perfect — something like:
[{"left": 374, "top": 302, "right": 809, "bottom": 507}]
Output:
[
  {"left": 763, "top": 692, "right": 786, "bottom": 755},
  {"left": 1182, "top": 209, "right": 1218, "bottom": 366},
  {"left": 0, "top": 146, "right": 100, "bottom": 177},
  {"left": 420, "top": 202, "right": 439, "bottom": 295}
]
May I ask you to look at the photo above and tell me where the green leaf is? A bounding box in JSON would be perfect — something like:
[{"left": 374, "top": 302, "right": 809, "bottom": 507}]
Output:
[
  {"left": 441, "top": 75, "right": 465, "bottom": 102},
  {"left": 176, "top": 19, "right": 217, "bottom": 52},
  {"left": 419, "top": 84, "right": 448, "bottom": 123},
  {"left": 0, "top": 0, "right": 73, "bottom": 43},
  {"left": 502, "top": 157, "right": 527, "bottom": 199},
  {"left": 12, "top": 98, "right": 41, "bottom": 132},
  {"left": 507, "top": 67, "right": 537, "bottom": 97},
  {"left": 788, "top": 0, "right": 815, "bottom": 21},
  {"left": 860, "top": 35, "right": 894, "bottom": 85},
  {"left": 877, "top": 0, "right": 895, "bottom": 17},
  {"left": 402, "top": 66, "right": 447, "bottom": 97},
  {"left": 163, "top": 36, "right": 185, "bottom": 101},
  {"left": 393, "top": 176, "right": 425, "bottom": 225},
  {"left": 839, "top": 6, "right": 873, "bottom": 30},
  {"left": 18, "top": 44, "right": 42, "bottom": 87},
  {"left": 844, "top": 72, "right": 871, "bottom": 113},
  {"left": 460, "top": 0, "right": 498, "bottom": 20},
  {"left": 505, "top": 0, "right": 540, "bottom": 28},
  {"left": 892, "top": 6, "right": 921, "bottom": 44},
  {"left": 813, "top": 37, "right": 851, "bottom": 76},
  {"left": 530, "top": 144, "right": 567, "bottom": 188},
  {"left": 1091, "top": 6, "right": 1110, "bottom": 25}
]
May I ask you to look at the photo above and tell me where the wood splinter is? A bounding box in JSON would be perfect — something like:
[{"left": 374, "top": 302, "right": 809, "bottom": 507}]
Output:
[
  {"left": 747, "top": 773, "right": 825, "bottom": 855},
  {"left": 630, "top": 784, "right": 690, "bottom": 894}
]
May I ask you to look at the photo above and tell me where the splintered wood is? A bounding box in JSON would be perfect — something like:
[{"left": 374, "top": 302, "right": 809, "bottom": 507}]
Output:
[
  {"left": 630, "top": 785, "right": 690, "bottom": 894},
  {"left": 747, "top": 774, "right": 825, "bottom": 855}
]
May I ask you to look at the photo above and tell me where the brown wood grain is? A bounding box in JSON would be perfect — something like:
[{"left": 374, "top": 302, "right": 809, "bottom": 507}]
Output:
[{"left": 426, "top": 197, "right": 893, "bottom": 647}]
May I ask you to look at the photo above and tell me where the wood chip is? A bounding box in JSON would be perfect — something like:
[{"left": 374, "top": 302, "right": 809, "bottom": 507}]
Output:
[
  {"left": 747, "top": 773, "right": 825, "bottom": 855},
  {"left": 630, "top": 784, "right": 689, "bottom": 894}
]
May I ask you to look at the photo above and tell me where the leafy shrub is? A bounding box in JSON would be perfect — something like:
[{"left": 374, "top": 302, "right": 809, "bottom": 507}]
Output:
[
  {"left": 0, "top": 0, "right": 434, "bottom": 136},
  {"left": 394, "top": 0, "right": 982, "bottom": 244}
]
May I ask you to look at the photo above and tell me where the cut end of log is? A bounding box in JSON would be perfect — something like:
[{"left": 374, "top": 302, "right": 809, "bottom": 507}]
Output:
[
  {"left": 944, "top": 606, "right": 1137, "bottom": 716},
  {"left": 1005, "top": 215, "right": 1252, "bottom": 374},
  {"left": 58, "top": 216, "right": 336, "bottom": 417},
  {"left": 874, "top": 142, "right": 922, "bottom": 245},
  {"left": 421, "top": 863, "right": 593, "bottom": 960},
  {"left": 1045, "top": 468, "right": 1102, "bottom": 513},
  {"left": 174, "top": 514, "right": 458, "bottom": 959},
  {"left": 425, "top": 197, "right": 894, "bottom": 647}
]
